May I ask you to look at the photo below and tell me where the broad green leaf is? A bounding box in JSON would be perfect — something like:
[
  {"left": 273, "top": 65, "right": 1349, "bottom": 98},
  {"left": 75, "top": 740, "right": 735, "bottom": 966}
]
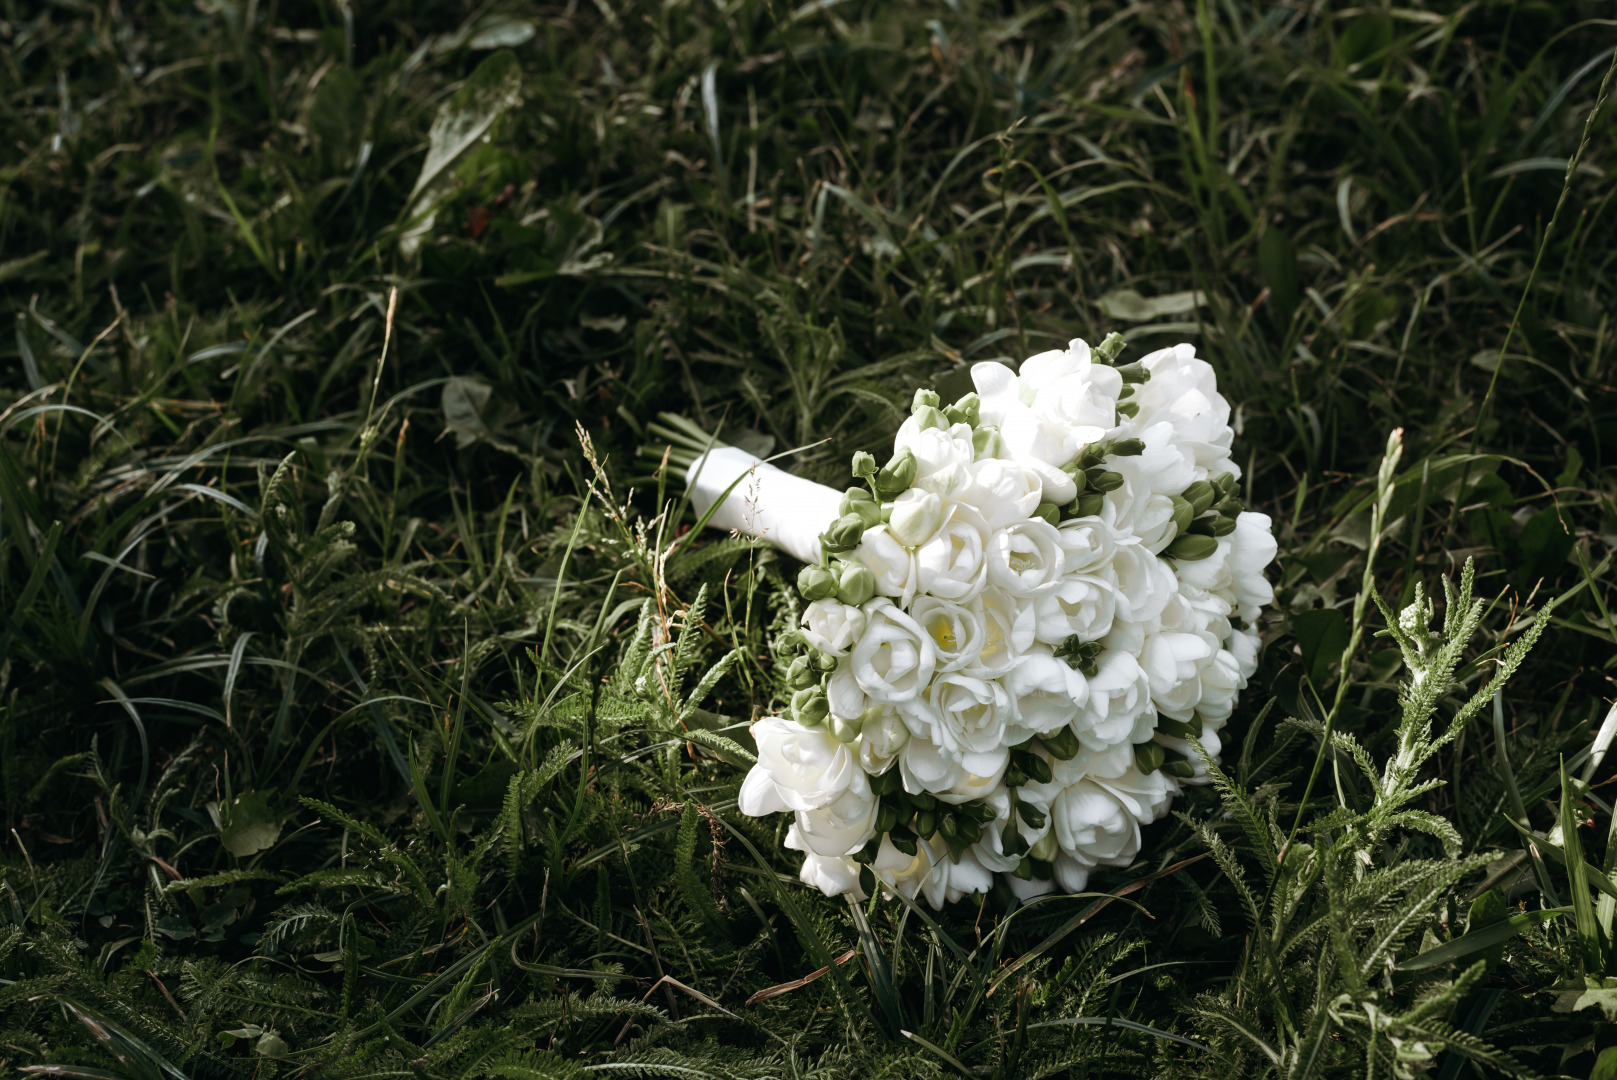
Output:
[
  {"left": 1552, "top": 976, "right": 1617, "bottom": 1019},
  {"left": 1096, "top": 288, "right": 1207, "bottom": 322},
  {"left": 220, "top": 790, "right": 283, "bottom": 857}
]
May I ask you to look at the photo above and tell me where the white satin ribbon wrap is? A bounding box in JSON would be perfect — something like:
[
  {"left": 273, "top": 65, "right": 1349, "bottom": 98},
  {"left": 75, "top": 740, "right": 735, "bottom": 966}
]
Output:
[{"left": 686, "top": 446, "right": 843, "bottom": 565}]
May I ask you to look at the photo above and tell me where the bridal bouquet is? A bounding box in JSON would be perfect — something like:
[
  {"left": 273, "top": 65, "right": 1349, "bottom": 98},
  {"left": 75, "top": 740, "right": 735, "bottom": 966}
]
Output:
[{"left": 661, "top": 335, "right": 1277, "bottom": 909}]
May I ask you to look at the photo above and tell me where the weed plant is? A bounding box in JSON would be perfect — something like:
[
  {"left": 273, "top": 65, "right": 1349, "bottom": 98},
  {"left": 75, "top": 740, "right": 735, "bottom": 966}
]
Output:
[{"left": 2, "top": 1, "right": 1617, "bottom": 1076}]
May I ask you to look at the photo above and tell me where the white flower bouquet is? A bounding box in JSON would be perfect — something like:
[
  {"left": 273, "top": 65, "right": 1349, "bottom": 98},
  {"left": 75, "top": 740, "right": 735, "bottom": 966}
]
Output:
[{"left": 656, "top": 334, "right": 1277, "bottom": 909}]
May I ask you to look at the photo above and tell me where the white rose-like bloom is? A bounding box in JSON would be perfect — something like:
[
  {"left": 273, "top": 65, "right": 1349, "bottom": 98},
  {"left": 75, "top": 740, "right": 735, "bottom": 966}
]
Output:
[
  {"left": 888, "top": 488, "right": 945, "bottom": 549},
  {"left": 826, "top": 661, "right": 868, "bottom": 721},
  {"left": 970, "top": 784, "right": 1054, "bottom": 873},
  {"left": 935, "top": 761, "right": 1009, "bottom": 805},
  {"left": 1191, "top": 648, "right": 1244, "bottom": 725},
  {"left": 1229, "top": 511, "right": 1278, "bottom": 610},
  {"left": 964, "top": 588, "right": 1037, "bottom": 679},
  {"left": 1131, "top": 344, "right": 1236, "bottom": 471},
  {"left": 739, "top": 717, "right": 861, "bottom": 815},
  {"left": 1072, "top": 650, "right": 1157, "bottom": 751},
  {"left": 1228, "top": 625, "right": 1262, "bottom": 681},
  {"left": 1140, "top": 631, "right": 1220, "bottom": 723},
  {"left": 1049, "top": 781, "right": 1142, "bottom": 876},
  {"left": 969, "top": 363, "right": 1080, "bottom": 505},
  {"left": 965, "top": 458, "right": 1043, "bottom": 528},
  {"left": 910, "top": 595, "right": 986, "bottom": 673},
  {"left": 1033, "top": 573, "right": 1118, "bottom": 646},
  {"left": 801, "top": 600, "right": 867, "bottom": 657},
  {"left": 896, "top": 417, "right": 976, "bottom": 497},
  {"left": 851, "top": 599, "right": 936, "bottom": 705},
  {"left": 1173, "top": 534, "right": 1234, "bottom": 593},
  {"left": 1177, "top": 583, "right": 1234, "bottom": 645},
  {"left": 792, "top": 784, "right": 878, "bottom": 858},
  {"left": 856, "top": 525, "right": 918, "bottom": 605},
  {"left": 987, "top": 519, "right": 1067, "bottom": 597},
  {"left": 908, "top": 673, "right": 1011, "bottom": 776},
  {"left": 915, "top": 502, "right": 990, "bottom": 602},
  {"left": 920, "top": 842, "right": 994, "bottom": 908},
  {"left": 899, "top": 729, "right": 963, "bottom": 794},
  {"left": 685, "top": 446, "right": 843, "bottom": 566},
  {"left": 856, "top": 708, "right": 910, "bottom": 775},
  {"left": 1108, "top": 542, "right": 1176, "bottom": 629},
  {"left": 1003, "top": 651, "right": 1086, "bottom": 740},
  {"left": 792, "top": 841, "right": 866, "bottom": 899},
  {"left": 1020, "top": 339, "right": 1125, "bottom": 435},
  {"left": 1057, "top": 519, "right": 1117, "bottom": 576}
]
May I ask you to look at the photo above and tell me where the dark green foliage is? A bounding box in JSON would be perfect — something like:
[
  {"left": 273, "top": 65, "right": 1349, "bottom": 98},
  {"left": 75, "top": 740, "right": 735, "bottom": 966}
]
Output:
[{"left": 3, "top": 1, "right": 1617, "bottom": 1076}]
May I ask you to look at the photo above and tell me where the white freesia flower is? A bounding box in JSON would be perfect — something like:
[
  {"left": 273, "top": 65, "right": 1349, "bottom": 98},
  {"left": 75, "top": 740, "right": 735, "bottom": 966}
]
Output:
[
  {"left": 1057, "top": 519, "right": 1117, "bottom": 575},
  {"left": 1033, "top": 573, "right": 1118, "bottom": 645},
  {"left": 936, "top": 761, "right": 1009, "bottom": 805},
  {"left": 826, "top": 661, "right": 868, "bottom": 721},
  {"left": 792, "top": 784, "right": 878, "bottom": 857},
  {"left": 1132, "top": 344, "right": 1236, "bottom": 471},
  {"left": 739, "top": 717, "right": 861, "bottom": 815},
  {"left": 856, "top": 708, "right": 910, "bottom": 774},
  {"left": 966, "top": 458, "right": 1043, "bottom": 528},
  {"left": 915, "top": 502, "right": 990, "bottom": 602},
  {"left": 920, "top": 843, "right": 994, "bottom": 908},
  {"left": 1140, "top": 631, "right": 1220, "bottom": 722},
  {"left": 888, "top": 488, "right": 945, "bottom": 548},
  {"left": 1049, "top": 781, "right": 1141, "bottom": 873},
  {"left": 1192, "top": 647, "right": 1244, "bottom": 725},
  {"left": 1020, "top": 338, "right": 1124, "bottom": 434},
  {"left": 1155, "top": 722, "right": 1224, "bottom": 784},
  {"left": 1173, "top": 535, "right": 1233, "bottom": 592},
  {"left": 869, "top": 835, "right": 932, "bottom": 900},
  {"left": 1072, "top": 650, "right": 1156, "bottom": 751},
  {"left": 987, "top": 519, "right": 1066, "bottom": 596},
  {"left": 899, "top": 729, "right": 963, "bottom": 794},
  {"left": 801, "top": 599, "right": 867, "bottom": 657},
  {"left": 1048, "top": 739, "right": 1135, "bottom": 789},
  {"left": 851, "top": 599, "right": 936, "bottom": 705},
  {"left": 792, "top": 841, "right": 866, "bottom": 899},
  {"left": 856, "top": 525, "right": 918, "bottom": 605},
  {"left": 907, "top": 673, "right": 1011, "bottom": 776},
  {"left": 1107, "top": 542, "right": 1176, "bottom": 634},
  {"left": 963, "top": 588, "right": 1037, "bottom": 679},
  {"left": 1229, "top": 511, "right": 1278, "bottom": 609},
  {"left": 897, "top": 418, "right": 976, "bottom": 497},
  {"left": 910, "top": 595, "right": 986, "bottom": 672},
  {"left": 1003, "top": 652, "right": 1086, "bottom": 739},
  {"left": 1228, "top": 626, "right": 1261, "bottom": 681}
]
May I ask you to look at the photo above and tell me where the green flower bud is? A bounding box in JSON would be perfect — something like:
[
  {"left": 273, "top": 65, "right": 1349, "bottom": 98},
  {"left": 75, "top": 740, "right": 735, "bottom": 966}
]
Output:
[
  {"left": 1001, "top": 823, "right": 1029, "bottom": 856},
  {"left": 1115, "top": 361, "right": 1151, "bottom": 384},
  {"left": 1093, "top": 331, "right": 1127, "bottom": 363},
  {"left": 1005, "top": 763, "right": 1028, "bottom": 788},
  {"left": 1071, "top": 492, "right": 1105, "bottom": 518},
  {"left": 1168, "top": 495, "right": 1195, "bottom": 538},
  {"left": 912, "top": 404, "right": 947, "bottom": 431},
  {"left": 1163, "top": 533, "right": 1219, "bottom": 561},
  {"left": 872, "top": 448, "right": 917, "bottom": 500},
  {"left": 797, "top": 563, "right": 839, "bottom": 601},
  {"left": 1212, "top": 495, "right": 1243, "bottom": 517},
  {"left": 1013, "top": 857, "right": 1035, "bottom": 880},
  {"left": 1188, "top": 516, "right": 1218, "bottom": 536},
  {"left": 913, "top": 810, "right": 938, "bottom": 839},
  {"left": 1017, "top": 752, "right": 1053, "bottom": 786},
  {"left": 1028, "top": 832, "right": 1059, "bottom": 862},
  {"left": 889, "top": 830, "right": 918, "bottom": 857},
  {"left": 1155, "top": 715, "right": 1200, "bottom": 740},
  {"left": 1209, "top": 515, "right": 1238, "bottom": 537},
  {"left": 1016, "top": 801, "right": 1046, "bottom": 829},
  {"left": 840, "top": 487, "right": 882, "bottom": 528},
  {"left": 852, "top": 838, "right": 880, "bottom": 864},
  {"left": 972, "top": 426, "right": 1002, "bottom": 459},
  {"left": 911, "top": 387, "right": 941, "bottom": 413},
  {"left": 1162, "top": 754, "right": 1198, "bottom": 780},
  {"left": 875, "top": 803, "right": 900, "bottom": 835},
  {"left": 1182, "top": 480, "right": 1217, "bottom": 517},
  {"left": 1214, "top": 473, "right": 1238, "bottom": 496},
  {"left": 809, "top": 650, "right": 837, "bottom": 673},
  {"left": 944, "top": 392, "right": 981, "bottom": 427},
  {"left": 1053, "top": 635, "right": 1102, "bottom": 676},
  {"left": 1084, "top": 468, "right": 1124, "bottom": 493},
  {"left": 791, "top": 687, "right": 829, "bottom": 727},
  {"left": 828, "top": 713, "right": 863, "bottom": 743},
  {"left": 955, "top": 815, "right": 981, "bottom": 847},
  {"left": 1039, "top": 726, "right": 1082, "bottom": 760},
  {"left": 1033, "top": 502, "right": 1060, "bottom": 527},
  {"left": 1134, "top": 741, "right": 1166, "bottom": 773},
  {"left": 785, "top": 655, "right": 819, "bottom": 691},
  {"left": 971, "top": 801, "right": 996, "bottom": 821},
  {"left": 1115, "top": 401, "right": 1139, "bottom": 419},
  {"left": 937, "top": 812, "right": 960, "bottom": 843},
  {"left": 851, "top": 451, "right": 877, "bottom": 481},
  {"left": 1111, "top": 437, "right": 1147, "bottom": 457},
  {"left": 834, "top": 559, "right": 876, "bottom": 606},
  {"left": 872, "top": 768, "right": 902, "bottom": 797},
  {"left": 858, "top": 865, "right": 876, "bottom": 896},
  {"left": 820, "top": 513, "right": 866, "bottom": 554},
  {"left": 1078, "top": 443, "right": 1108, "bottom": 469}
]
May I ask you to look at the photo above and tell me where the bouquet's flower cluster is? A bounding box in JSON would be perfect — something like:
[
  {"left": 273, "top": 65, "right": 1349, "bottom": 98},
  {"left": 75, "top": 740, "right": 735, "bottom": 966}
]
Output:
[{"left": 692, "top": 337, "right": 1277, "bottom": 908}]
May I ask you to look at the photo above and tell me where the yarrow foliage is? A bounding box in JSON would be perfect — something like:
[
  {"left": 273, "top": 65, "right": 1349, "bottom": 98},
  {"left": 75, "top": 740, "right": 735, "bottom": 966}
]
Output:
[{"left": 684, "top": 337, "right": 1278, "bottom": 907}]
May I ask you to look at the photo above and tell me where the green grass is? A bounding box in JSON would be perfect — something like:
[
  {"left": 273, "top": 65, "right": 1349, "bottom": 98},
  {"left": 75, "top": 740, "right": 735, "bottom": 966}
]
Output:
[{"left": 2, "top": 1, "right": 1617, "bottom": 1076}]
